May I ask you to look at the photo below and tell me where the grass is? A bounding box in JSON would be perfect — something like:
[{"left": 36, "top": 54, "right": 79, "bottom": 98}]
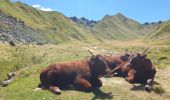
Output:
[
  {"left": 0, "top": 41, "right": 170, "bottom": 100},
  {"left": 152, "top": 85, "right": 165, "bottom": 94}
]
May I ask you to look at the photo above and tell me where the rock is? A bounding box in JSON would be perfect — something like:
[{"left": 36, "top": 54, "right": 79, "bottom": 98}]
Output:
[
  {"left": 1, "top": 71, "right": 16, "bottom": 87},
  {"left": 69, "top": 16, "right": 97, "bottom": 27},
  {"left": 1, "top": 77, "right": 15, "bottom": 87},
  {"left": 0, "top": 12, "right": 46, "bottom": 44}
]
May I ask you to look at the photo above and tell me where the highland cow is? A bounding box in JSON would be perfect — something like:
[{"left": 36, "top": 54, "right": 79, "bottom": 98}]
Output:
[
  {"left": 39, "top": 55, "right": 111, "bottom": 94},
  {"left": 107, "top": 48, "right": 156, "bottom": 91}
]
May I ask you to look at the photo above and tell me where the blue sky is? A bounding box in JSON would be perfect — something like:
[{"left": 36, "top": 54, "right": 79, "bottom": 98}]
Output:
[{"left": 11, "top": 0, "right": 170, "bottom": 23}]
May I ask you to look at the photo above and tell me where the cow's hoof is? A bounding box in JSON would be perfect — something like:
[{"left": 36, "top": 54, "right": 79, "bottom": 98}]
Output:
[
  {"left": 53, "top": 88, "right": 61, "bottom": 95},
  {"left": 54, "top": 90, "right": 61, "bottom": 95},
  {"left": 145, "top": 85, "right": 151, "bottom": 92}
]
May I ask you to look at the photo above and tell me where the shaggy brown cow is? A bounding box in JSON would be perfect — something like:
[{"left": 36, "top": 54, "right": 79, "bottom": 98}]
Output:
[
  {"left": 122, "top": 53, "right": 156, "bottom": 91},
  {"left": 39, "top": 55, "right": 111, "bottom": 94},
  {"left": 108, "top": 48, "right": 156, "bottom": 91}
]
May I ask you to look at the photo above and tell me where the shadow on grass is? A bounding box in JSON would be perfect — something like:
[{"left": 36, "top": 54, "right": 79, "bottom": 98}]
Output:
[
  {"left": 130, "top": 81, "right": 160, "bottom": 91},
  {"left": 130, "top": 84, "right": 145, "bottom": 91},
  {"left": 91, "top": 88, "right": 113, "bottom": 100},
  {"left": 62, "top": 86, "right": 114, "bottom": 99},
  {"left": 130, "top": 81, "right": 164, "bottom": 95}
]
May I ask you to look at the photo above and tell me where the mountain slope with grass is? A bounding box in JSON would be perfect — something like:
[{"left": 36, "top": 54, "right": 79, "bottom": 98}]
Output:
[
  {"left": 0, "top": 0, "right": 156, "bottom": 44},
  {"left": 92, "top": 13, "right": 154, "bottom": 40},
  {"left": 0, "top": 0, "right": 103, "bottom": 43},
  {"left": 146, "top": 20, "right": 170, "bottom": 44}
]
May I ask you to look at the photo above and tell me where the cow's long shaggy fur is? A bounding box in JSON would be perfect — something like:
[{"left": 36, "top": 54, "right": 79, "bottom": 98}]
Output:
[
  {"left": 39, "top": 55, "right": 110, "bottom": 94},
  {"left": 98, "top": 52, "right": 156, "bottom": 91},
  {"left": 106, "top": 52, "right": 156, "bottom": 91}
]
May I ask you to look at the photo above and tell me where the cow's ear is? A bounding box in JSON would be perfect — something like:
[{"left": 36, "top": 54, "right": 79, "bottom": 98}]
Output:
[{"left": 141, "top": 54, "right": 147, "bottom": 59}]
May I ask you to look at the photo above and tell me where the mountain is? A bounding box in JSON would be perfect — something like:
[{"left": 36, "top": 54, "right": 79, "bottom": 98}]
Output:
[
  {"left": 0, "top": 0, "right": 102, "bottom": 44},
  {"left": 70, "top": 16, "right": 97, "bottom": 27},
  {"left": 92, "top": 13, "right": 149, "bottom": 40},
  {"left": 1, "top": 0, "right": 169, "bottom": 44},
  {"left": 147, "top": 20, "right": 170, "bottom": 44},
  {"left": 142, "top": 21, "right": 163, "bottom": 35}
]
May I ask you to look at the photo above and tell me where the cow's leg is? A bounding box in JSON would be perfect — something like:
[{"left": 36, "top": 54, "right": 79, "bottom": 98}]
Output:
[
  {"left": 125, "top": 69, "right": 136, "bottom": 83},
  {"left": 74, "top": 78, "right": 92, "bottom": 91},
  {"left": 144, "top": 79, "right": 153, "bottom": 92},
  {"left": 90, "top": 78, "right": 102, "bottom": 88},
  {"left": 48, "top": 86, "right": 61, "bottom": 94},
  {"left": 145, "top": 69, "right": 156, "bottom": 92}
]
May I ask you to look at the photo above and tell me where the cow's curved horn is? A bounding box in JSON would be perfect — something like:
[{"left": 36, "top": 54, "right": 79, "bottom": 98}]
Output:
[
  {"left": 125, "top": 49, "right": 128, "bottom": 53},
  {"left": 88, "top": 49, "right": 94, "bottom": 56},
  {"left": 141, "top": 47, "right": 150, "bottom": 55}
]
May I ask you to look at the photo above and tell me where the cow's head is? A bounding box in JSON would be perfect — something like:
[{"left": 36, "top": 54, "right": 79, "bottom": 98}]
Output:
[
  {"left": 120, "top": 49, "right": 136, "bottom": 62},
  {"left": 120, "top": 53, "right": 131, "bottom": 62},
  {"left": 125, "top": 47, "right": 150, "bottom": 70},
  {"left": 126, "top": 53, "right": 147, "bottom": 70},
  {"left": 90, "top": 55, "right": 111, "bottom": 77},
  {"left": 122, "top": 48, "right": 152, "bottom": 82},
  {"left": 88, "top": 50, "right": 111, "bottom": 77}
]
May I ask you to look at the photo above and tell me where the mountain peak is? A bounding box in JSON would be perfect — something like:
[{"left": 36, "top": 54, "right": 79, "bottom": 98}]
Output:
[
  {"left": 103, "top": 13, "right": 127, "bottom": 20},
  {"left": 115, "top": 13, "right": 126, "bottom": 18},
  {"left": 69, "top": 16, "right": 97, "bottom": 27}
]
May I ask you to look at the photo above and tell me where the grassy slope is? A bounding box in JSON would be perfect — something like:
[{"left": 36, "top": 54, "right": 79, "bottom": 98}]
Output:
[
  {"left": 0, "top": 42, "right": 170, "bottom": 99},
  {"left": 1, "top": 1, "right": 159, "bottom": 43},
  {"left": 147, "top": 21, "right": 170, "bottom": 45},
  {"left": 92, "top": 13, "right": 150, "bottom": 41},
  {"left": 0, "top": 0, "right": 102, "bottom": 43}
]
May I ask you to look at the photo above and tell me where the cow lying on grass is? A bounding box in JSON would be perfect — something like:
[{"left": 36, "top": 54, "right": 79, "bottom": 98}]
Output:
[
  {"left": 107, "top": 48, "right": 156, "bottom": 91},
  {"left": 39, "top": 54, "right": 111, "bottom": 94}
]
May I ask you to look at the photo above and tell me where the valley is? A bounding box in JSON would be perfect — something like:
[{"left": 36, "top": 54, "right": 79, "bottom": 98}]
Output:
[{"left": 0, "top": 0, "right": 170, "bottom": 100}]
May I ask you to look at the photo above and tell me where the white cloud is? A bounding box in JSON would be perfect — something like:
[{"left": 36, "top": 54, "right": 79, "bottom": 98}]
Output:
[
  {"left": 40, "top": 8, "right": 53, "bottom": 11},
  {"left": 32, "top": 4, "right": 53, "bottom": 11},
  {"left": 32, "top": 4, "right": 41, "bottom": 8}
]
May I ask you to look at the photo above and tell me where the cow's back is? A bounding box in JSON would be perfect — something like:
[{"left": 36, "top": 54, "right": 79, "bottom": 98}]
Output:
[{"left": 40, "top": 60, "right": 91, "bottom": 87}]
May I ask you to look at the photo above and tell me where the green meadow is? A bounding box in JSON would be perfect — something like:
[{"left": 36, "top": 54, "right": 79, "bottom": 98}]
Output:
[{"left": 0, "top": 41, "right": 170, "bottom": 100}]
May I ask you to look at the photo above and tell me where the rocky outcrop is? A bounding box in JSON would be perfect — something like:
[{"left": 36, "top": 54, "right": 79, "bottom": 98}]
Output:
[
  {"left": 70, "top": 16, "right": 97, "bottom": 27},
  {"left": 0, "top": 12, "right": 46, "bottom": 44}
]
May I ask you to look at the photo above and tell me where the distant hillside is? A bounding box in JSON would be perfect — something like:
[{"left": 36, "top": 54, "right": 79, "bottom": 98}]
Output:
[
  {"left": 0, "top": 0, "right": 102, "bottom": 43},
  {"left": 92, "top": 13, "right": 149, "bottom": 40},
  {"left": 70, "top": 16, "right": 97, "bottom": 27},
  {"left": 1, "top": 0, "right": 169, "bottom": 44},
  {"left": 147, "top": 20, "right": 170, "bottom": 44},
  {"left": 142, "top": 21, "right": 163, "bottom": 36}
]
